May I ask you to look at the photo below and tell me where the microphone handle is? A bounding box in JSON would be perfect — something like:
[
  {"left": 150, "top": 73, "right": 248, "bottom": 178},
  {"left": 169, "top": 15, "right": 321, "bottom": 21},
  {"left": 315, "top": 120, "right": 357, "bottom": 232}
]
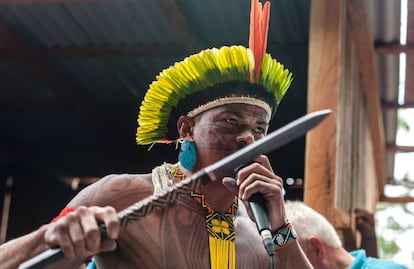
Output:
[
  {"left": 249, "top": 193, "right": 270, "bottom": 232},
  {"left": 249, "top": 193, "right": 274, "bottom": 256}
]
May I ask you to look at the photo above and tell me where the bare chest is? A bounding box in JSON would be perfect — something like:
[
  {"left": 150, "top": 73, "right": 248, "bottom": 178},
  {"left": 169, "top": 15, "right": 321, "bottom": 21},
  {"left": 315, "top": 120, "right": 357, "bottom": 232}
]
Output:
[{"left": 95, "top": 198, "right": 271, "bottom": 269}]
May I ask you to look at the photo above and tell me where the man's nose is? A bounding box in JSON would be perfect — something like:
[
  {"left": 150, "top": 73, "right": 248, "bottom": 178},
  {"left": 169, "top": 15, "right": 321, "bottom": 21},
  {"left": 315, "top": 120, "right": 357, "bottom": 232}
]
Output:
[{"left": 236, "top": 131, "right": 255, "bottom": 146}]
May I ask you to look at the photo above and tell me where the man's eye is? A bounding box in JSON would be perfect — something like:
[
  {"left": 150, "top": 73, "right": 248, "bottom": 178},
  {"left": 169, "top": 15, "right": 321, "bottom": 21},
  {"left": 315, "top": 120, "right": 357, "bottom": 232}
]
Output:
[
  {"left": 255, "top": 127, "right": 265, "bottom": 134},
  {"left": 226, "top": 118, "right": 237, "bottom": 125}
]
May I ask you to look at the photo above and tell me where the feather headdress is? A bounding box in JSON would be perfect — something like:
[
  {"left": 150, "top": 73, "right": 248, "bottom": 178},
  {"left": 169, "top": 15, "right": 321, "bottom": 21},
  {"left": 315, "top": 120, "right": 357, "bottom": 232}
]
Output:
[{"left": 136, "top": 0, "right": 292, "bottom": 145}]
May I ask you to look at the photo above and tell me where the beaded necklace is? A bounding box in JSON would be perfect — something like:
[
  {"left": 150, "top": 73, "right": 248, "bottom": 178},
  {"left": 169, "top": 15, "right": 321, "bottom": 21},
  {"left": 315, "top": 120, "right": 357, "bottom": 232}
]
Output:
[{"left": 170, "top": 165, "right": 238, "bottom": 269}]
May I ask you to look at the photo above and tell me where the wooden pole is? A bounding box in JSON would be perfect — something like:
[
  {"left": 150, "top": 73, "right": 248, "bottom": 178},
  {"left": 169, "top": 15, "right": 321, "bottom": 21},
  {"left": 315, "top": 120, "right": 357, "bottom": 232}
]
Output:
[
  {"left": 304, "top": 0, "right": 343, "bottom": 219},
  {"left": 0, "top": 176, "right": 13, "bottom": 243}
]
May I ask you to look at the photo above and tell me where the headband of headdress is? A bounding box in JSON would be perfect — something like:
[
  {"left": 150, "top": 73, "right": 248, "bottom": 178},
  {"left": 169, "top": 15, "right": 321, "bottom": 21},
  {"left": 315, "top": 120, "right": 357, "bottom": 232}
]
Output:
[{"left": 136, "top": 0, "right": 293, "bottom": 145}]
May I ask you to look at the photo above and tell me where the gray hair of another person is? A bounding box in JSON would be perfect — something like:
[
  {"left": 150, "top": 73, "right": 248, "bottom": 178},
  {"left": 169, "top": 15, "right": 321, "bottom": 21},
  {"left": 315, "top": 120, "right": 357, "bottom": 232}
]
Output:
[{"left": 285, "top": 201, "right": 342, "bottom": 249}]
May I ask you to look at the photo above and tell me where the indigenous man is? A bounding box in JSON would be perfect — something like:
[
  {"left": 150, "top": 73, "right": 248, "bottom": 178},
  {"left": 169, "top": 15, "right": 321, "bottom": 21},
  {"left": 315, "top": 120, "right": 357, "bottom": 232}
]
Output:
[{"left": 5, "top": 1, "right": 313, "bottom": 268}]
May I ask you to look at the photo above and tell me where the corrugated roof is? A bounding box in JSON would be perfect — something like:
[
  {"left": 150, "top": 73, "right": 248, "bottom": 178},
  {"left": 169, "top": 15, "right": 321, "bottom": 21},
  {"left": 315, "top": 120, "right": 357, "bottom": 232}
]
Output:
[{"left": 0, "top": 1, "right": 412, "bottom": 241}]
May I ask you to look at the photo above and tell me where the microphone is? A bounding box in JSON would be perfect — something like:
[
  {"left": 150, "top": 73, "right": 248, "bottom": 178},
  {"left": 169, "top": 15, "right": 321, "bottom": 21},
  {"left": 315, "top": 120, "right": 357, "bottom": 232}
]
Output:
[
  {"left": 249, "top": 193, "right": 274, "bottom": 256},
  {"left": 234, "top": 165, "right": 274, "bottom": 256}
]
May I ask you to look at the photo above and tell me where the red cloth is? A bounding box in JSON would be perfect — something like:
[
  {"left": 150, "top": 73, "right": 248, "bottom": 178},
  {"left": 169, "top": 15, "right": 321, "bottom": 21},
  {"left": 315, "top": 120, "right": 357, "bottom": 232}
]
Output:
[
  {"left": 51, "top": 207, "right": 92, "bottom": 263},
  {"left": 51, "top": 207, "right": 76, "bottom": 222}
]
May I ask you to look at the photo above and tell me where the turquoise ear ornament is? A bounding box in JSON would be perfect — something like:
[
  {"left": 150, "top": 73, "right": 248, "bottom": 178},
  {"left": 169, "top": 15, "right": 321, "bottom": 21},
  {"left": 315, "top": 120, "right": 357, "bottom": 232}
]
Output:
[{"left": 178, "top": 139, "right": 197, "bottom": 170}]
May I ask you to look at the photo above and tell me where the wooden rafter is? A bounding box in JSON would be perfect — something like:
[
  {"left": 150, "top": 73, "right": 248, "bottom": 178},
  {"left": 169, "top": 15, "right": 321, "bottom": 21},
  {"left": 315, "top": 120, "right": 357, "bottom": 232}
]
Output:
[
  {"left": 379, "top": 195, "right": 414, "bottom": 203},
  {"left": 375, "top": 42, "right": 414, "bottom": 54},
  {"left": 382, "top": 101, "right": 414, "bottom": 109},
  {"left": 386, "top": 144, "right": 414, "bottom": 153},
  {"left": 388, "top": 180, "right": 414, "bottom": 189}
]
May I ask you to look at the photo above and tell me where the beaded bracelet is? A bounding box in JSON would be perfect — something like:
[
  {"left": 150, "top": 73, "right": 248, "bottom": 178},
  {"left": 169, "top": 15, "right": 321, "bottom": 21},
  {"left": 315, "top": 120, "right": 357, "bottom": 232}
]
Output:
[{"left": 272, "top": 222, "right": 298, "bottom": 251}]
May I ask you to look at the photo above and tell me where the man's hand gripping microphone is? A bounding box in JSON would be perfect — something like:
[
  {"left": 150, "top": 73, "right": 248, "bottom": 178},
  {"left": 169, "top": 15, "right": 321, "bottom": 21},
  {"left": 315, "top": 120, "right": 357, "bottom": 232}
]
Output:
[{"left": 234, "top": 165, "right": 274, "bottom": 256}]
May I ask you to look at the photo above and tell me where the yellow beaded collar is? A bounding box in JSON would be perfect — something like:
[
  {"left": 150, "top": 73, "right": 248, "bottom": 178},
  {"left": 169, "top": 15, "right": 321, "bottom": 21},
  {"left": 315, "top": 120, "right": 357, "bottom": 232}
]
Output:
[{"left": 170, "top": 165, "right": 238, "bottom": 269}]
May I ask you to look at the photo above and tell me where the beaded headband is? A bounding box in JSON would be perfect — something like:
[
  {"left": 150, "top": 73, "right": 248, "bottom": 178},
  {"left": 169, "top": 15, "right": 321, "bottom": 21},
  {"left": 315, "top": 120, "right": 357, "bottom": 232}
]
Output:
[{"left": 136, "top": 0, "right": 293, "bottom": 145}]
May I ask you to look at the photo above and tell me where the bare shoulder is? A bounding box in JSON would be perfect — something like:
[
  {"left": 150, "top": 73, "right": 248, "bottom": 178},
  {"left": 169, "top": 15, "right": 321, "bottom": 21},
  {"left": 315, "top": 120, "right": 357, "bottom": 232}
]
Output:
[{"left": 68, "top": 173, "right": 154, "bottom": 211}]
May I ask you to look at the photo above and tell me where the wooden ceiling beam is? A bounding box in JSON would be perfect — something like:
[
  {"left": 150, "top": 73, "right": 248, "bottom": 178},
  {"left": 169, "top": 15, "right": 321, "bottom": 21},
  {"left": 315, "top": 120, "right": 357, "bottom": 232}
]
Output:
[
  {"left": 348, "top": 0, "right": 387, "bottom": 194},
  {"left": 382, "top": 101, "right": 414, "bottom": 109},
  {"left": 387, "top": 179, "right": 414, "bottom": 189},
  {"left": 380, "top": 195, "right": 414, "bottom": 203},
  {"left": 386, "top": 144, "right": 414, "bottom": 153},
  {"left": 375, "top": 42, "right": 414, "bottom": 54}
]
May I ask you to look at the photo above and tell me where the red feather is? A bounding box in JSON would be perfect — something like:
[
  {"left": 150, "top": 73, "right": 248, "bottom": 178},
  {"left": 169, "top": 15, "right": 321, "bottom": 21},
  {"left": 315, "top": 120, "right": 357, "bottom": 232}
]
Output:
[{"left": 249, "top": 0, "right": 271, "bottom": 82}]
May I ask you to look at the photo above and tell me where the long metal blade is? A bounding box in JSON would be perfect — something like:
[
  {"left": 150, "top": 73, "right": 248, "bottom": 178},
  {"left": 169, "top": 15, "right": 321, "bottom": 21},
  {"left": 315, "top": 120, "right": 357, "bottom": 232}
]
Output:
[
  {"left": 19, "top": 109, "right": 331, "bottom": 269},
  {"left": 203, "top": 109, "right": 332, "bottom": 180}
]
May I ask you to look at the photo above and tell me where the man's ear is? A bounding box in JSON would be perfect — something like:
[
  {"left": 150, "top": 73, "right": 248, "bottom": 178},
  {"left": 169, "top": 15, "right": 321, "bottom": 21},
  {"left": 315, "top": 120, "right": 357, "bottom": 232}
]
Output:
[
  {"left": 177, "top": 115, "right": 195, "bottom": 139},
  {"left": 304, "top": 236, "right": 330, "bottom": 268},
  {"left": 307, "top": 235, "right": 326, "bottom": 259}
]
